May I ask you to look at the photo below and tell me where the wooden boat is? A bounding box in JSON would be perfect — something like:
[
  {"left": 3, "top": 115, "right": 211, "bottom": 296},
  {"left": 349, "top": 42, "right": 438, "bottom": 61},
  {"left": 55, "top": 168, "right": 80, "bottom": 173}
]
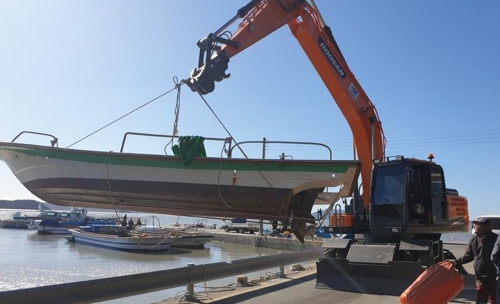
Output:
[
  {"left": 68, "top": 225, "right": 173, "bottom": 252},
  {"left": 135, "top": 217, "right": 214, "bottom": 248},
  {"left": 133, "top": 228, "right": 213, "bottom": 248},
  {"left": 0, "top": 134, "right": 361, "bottom": 241}
]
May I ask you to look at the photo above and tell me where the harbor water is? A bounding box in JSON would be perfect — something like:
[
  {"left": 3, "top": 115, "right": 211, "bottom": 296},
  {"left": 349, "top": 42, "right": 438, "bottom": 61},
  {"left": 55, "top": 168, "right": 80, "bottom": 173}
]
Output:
[
  {"left": 0, "top": 209, "right": 283, "bottom": 304},
  {"left": 0, "top": 209, "right": 471, "bottom": 304}
]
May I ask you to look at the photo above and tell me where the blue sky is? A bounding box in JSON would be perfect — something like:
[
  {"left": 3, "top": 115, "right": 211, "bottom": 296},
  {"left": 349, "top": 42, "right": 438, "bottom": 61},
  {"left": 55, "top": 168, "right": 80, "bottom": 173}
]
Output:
[{"left": 0, "top": 1, "right": 499, "bottom": 221}]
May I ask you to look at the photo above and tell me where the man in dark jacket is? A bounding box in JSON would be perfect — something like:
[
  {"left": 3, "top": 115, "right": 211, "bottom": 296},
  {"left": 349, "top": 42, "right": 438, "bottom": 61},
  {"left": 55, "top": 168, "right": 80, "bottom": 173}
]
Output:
[
  {"left": 490, "top": 229, "right": 500, "bottom": 304},
  {"left": 453, "top": 218, "right": 498, "bottom": 304}
]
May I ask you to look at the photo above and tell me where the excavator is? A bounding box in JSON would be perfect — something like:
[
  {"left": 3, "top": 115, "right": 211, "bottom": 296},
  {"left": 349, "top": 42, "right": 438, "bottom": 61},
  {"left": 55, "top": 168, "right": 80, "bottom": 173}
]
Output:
[{"left": 185, "top": 0, "right": 470, "bottom": 295}]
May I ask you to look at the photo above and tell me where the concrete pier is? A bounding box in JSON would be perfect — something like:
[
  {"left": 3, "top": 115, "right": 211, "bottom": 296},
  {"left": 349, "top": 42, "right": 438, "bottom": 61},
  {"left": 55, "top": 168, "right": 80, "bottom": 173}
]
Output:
[
  {"left": 156, "top": 243, "right": 475, "bottom": 304},
  {"left": 209, "top": 229, "right": 323, "bottom": 251}
]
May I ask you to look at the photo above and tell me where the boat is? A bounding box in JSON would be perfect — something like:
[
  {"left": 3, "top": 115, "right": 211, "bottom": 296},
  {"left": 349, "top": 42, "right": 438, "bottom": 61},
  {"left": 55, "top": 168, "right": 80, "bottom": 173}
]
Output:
[
  {"left": 37, "top": 207, "right": 118, "bottom": 235},
  {"left": 67, "top": 225, "right": 174, "bottom": 252},
  {"left": 0, "top": 212, "right": 31, "bottom": 229},
  {"left": 136, "top": 217, "right": 214, "bottom": 248},
  {"left": 133, "top": 228, "right": 213, "bottom": 248},
  {"left": 27, "top": 219, "right": 42, "bottom": 230},
  {"left": 0, "top": 204, "right": 71, "bottom": 229},
  {"left": 38, "top": 218, "right": 118, "bottom": 235},
  {"left": 37, "top": 207, "right": 89, "bottom": 234},
  {"left": 0, "top": 133, "right": 361, "bottom": 241}
]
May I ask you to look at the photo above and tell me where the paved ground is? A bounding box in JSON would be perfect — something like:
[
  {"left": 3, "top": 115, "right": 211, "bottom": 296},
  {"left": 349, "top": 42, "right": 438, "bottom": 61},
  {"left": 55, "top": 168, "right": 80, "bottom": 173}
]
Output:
[{"left": 157, "top": 243, "right": 476, "bottom": 304}]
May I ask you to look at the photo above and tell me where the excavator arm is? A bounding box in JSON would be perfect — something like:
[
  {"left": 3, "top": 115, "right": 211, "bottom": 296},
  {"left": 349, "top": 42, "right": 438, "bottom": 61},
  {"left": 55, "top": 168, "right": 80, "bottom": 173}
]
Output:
[{"left": 186, "top": 0, "right": 386, "bottom": 210}]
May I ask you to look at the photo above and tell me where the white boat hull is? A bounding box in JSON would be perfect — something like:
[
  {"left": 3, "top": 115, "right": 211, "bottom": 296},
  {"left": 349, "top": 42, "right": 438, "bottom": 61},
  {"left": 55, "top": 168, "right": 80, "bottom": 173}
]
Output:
[
  {"left": 38, "top": 225, "right": 73, "bottom": 235},
  {"left": 170, "top": 234, "right": 214, "bottom": 248},
  {"left": 0, "top": 142, "right": 361, "bottom": 242},
  {"left": 27, "top": 219, "right": 41, "bottom": 230},
  {"left": 69, "top": 229, "right": 173, "bottom": 251}
]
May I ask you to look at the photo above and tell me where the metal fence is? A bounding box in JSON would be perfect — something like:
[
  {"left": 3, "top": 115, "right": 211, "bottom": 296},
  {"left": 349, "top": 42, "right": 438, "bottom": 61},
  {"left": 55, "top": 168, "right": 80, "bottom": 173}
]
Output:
[{"left": 0, "top": 248, "right": 323, "bottom": 304}]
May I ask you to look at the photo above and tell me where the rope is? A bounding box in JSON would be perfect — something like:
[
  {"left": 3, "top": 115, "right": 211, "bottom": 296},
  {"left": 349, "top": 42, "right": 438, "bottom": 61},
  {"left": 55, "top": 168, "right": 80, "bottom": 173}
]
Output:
[
  {"left": 105, "top": 150, "right": 121, "bottom": 219},
  {"left": 150, "top": 230, "right": 174, "bottom": 249},
  {"left": 217, "top": 143, "right": 232, "bottom": 208},
  {"left": 66, "top": 85, "right": 179, "bottom": 148},
  {"left": 164, "top": 77, "right": 184, "bottom": 154}
]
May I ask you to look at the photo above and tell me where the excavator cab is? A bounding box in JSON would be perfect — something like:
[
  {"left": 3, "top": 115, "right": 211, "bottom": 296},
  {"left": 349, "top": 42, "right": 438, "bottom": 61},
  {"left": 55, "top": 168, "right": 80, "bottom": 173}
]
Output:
[
  {"left": 317, "top": 156, "right": 469, "bottom": 295},
  {"left": 369, "top": 156, "right": 448, "bottom": 241},
  {"left": 326, "top": 156, "right": 464, "bottom": 239}
]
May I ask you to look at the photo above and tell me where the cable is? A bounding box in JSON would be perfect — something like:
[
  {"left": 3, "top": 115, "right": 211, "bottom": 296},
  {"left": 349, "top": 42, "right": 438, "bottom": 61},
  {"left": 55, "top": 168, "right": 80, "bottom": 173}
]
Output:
[
  {"left": 164, "top": 77, "right": 184, "bottom": 155},
  {"left": 105, "top": 150, "right": 121, "bottom": 220},
  {"left": 217, "top": 143, "right": 232, "bottom": 208},
  {"left": 66, "top": 85, "right": 179, "bottom": 148}
]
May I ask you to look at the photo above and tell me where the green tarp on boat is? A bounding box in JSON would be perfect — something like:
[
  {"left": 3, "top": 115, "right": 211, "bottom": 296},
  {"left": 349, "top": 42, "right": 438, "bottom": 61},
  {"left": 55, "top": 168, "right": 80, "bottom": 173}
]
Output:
[{"left": 172, "top": 136, "right": 207, "bottom": 166}]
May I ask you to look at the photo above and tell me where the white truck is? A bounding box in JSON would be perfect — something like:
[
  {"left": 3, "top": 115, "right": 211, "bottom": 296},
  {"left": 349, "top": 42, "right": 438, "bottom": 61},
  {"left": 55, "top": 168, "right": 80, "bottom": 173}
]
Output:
[{"left": 222, "top": 218, "right": 259, "bottom": 234}]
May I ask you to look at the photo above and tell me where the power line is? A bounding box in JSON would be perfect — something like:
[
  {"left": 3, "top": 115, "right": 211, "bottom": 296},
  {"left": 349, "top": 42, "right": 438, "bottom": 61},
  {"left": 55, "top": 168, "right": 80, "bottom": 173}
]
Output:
[{"left": 262, "top": 135, "right": 500, "bottom": 152}]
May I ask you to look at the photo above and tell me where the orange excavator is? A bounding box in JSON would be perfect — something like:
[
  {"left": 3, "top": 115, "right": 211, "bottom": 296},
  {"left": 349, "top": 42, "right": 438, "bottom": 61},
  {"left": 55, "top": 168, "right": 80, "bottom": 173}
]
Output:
[{"left": 186, "top": 0, "right": 469, "bottom": 295}]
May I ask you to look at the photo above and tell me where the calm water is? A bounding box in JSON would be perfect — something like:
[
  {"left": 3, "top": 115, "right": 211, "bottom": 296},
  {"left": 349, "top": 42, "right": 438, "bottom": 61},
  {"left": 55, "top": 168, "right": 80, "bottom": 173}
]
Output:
[
  {"left": 0, "top": 209, "right": 283, "bottom": 304},
  {"left": 0, "top": 209, "right": 471, "bottom": 303}
]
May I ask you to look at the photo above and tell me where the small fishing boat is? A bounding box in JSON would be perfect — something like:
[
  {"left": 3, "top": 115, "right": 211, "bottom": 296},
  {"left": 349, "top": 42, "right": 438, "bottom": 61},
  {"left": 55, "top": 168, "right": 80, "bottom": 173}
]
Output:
[
  {"left": 37, "top": 207, "right": 93, "bottom": 234},
  {"left": 38, "top": 217, "right": 118, "bottom": 235},
  {"left": 0, "top": 132, "right": 361, "bottom": 241},
  {"left": 0, "top": 212, "right": 31, "bottom": 229},
  {"left": 136, "top": 217, "right": 214, "bottom": 248},
  {"left": 27, "top": 219, "right": 42, "bottom": 230},
  {"left": 0, "top": 204, "right": 77, "bottom": 229},
  {"left": 67, "top": 225, "right": 174, "bottom": 252}
]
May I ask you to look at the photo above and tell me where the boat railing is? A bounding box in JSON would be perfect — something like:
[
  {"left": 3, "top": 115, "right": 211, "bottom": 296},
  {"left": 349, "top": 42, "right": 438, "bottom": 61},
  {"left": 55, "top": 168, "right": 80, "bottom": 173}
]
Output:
[
  {"left": 120, "top": 132, "right": 334, "bottom": 160},
  {"left": 119, "top": 132, "right": 232, "bottom": 153},
  {"left": 10, "top": 131, "right": 333, "bottom": 162},
  {"left": 11, "top": 131, "right": 59, "bottom": 147},
  {"left": 229, "top": 139, "right": 333, "bottom": 160},
  {"left": 188, "top": 219, "right": 209, "bottom": 232},
  {"left": 142, "top": 215, "right": 163, "bottom": 233}
]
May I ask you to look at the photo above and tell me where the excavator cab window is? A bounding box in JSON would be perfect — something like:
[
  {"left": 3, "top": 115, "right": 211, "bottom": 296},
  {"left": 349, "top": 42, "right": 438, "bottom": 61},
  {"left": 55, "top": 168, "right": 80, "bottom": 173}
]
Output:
[
  {"left": 430, "top": 166, "right": 448, "bottom": 223},
  {"left": 404, "top": 163, "right": 448, "bottom": 226},
  {"left": 407, "top": 167, "right": 427, "bottom": 224},
  {"left": 373, "top": 165, "right": 405, "bottom": 205},
  {"left": 371, "top": 163, "right": 406, "bottom": 225}
]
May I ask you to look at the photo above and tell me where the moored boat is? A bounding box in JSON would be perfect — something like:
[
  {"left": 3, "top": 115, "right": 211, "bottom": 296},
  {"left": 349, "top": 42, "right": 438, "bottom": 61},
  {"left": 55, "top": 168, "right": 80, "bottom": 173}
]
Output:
[
  {"left": 68, "top": 225, "right": 174, "bottom": 252},
  {"left": 27, "top": 219, "right": 42, "bottom": 230},
  {"left": 169, "top": 233, "right": 214, "bottom": 248},
  {"left": 135, "top": 216, "right": 214, "bottom": 248},
  {"left": 1, "top": 205, "right": 66, "bottom": 229},
  {"left": 0, "top": 214, "right": 30, "bottom": 229},
  {"left": 37, "top": 208, "right": 119, "bottom": 235},
  {"left": 37, "top": 207, "right": 90, "bottom": 234},
  {"left": 135, "top": 228, "right": 214, "bottom": 248}
]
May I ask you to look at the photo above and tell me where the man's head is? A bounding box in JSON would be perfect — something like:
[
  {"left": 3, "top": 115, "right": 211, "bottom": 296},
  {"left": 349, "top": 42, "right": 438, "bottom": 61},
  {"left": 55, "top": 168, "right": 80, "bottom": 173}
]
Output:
[{"left": 473, "top": 218, "right": 492, "bottom": 236}]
